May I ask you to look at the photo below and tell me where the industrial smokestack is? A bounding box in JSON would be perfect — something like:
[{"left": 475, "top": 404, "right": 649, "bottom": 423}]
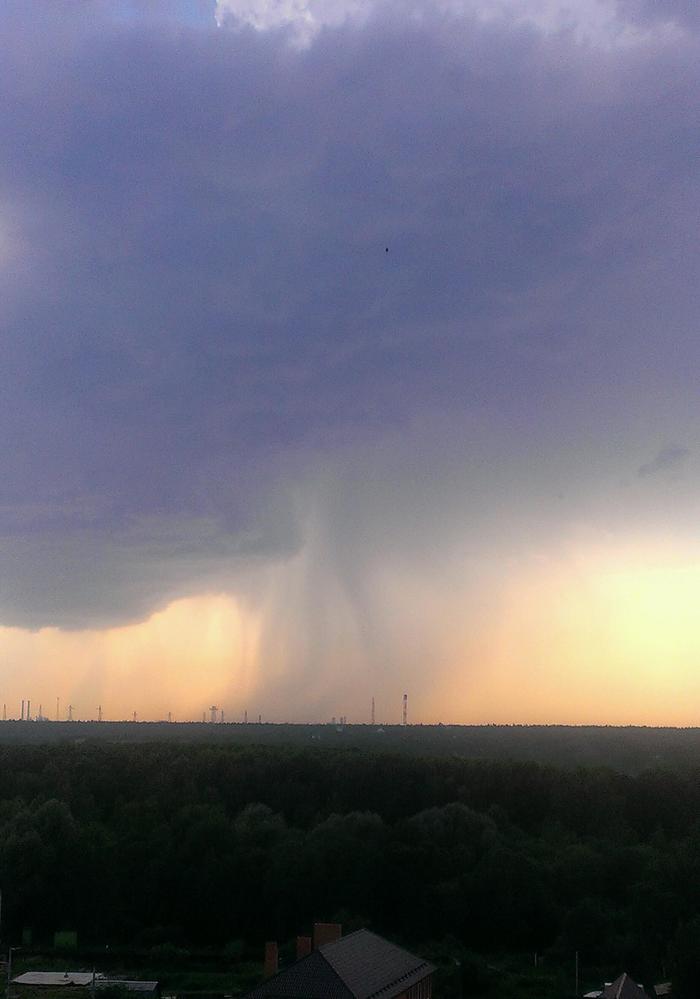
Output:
[
  {"left": 402, "top": 693, "right": 407, "bottom": 726},
  {"left": 21, "top": 700, "right": 25, "bottom": 721}
]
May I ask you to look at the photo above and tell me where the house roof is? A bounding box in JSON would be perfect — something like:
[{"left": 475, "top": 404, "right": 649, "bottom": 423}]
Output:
[
  {"left": 246, "top": 949, "right": 353, "bottom": 999},
  {"left": 246, "top": 930, "right": 434, "bottom": 999},
  {"left": 12, "top": 975, "right": 157, "bottom": 992},
  {"left": 601, "top": 974, "right": 651, "bottom": 999},
  {"left": 320, "top": 929, "right": 434, "bottom": 999},
  {"left": 13, "top": 975, "right": 105, "bottom": 987}
]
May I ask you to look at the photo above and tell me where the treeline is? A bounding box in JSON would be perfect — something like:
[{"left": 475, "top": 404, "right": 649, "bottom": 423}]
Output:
[
  {"left": 2, "top": 722, "right": 700, "bottom": 775},
  {"left": 0, "top": 744, "right": 699, "bottom": 989}
]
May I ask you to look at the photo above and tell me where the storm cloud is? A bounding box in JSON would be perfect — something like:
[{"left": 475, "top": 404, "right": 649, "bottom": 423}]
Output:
[{"left": 1, "top": 0, "right": 699, "bottom": 703}]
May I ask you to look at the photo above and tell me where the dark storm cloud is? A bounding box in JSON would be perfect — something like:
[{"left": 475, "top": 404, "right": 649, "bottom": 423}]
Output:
[{"left": 1, "top": 0, "right": 699, "bottom": 627}]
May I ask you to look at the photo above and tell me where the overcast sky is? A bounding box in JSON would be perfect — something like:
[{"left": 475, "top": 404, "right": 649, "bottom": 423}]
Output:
[{"left": 1, "top": 0, "right": 699, "bottom": 723}]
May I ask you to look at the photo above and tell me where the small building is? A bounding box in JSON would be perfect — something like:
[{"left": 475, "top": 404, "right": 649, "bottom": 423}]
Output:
[
  {"left": 246, "top": 928, "right": 434, "bottom": 999},
  {"left": 12, "top": 973, "right": 159, "bottom": 999},
  {"left": 13, "top": 977, "right": 99, "bottom": 988}
]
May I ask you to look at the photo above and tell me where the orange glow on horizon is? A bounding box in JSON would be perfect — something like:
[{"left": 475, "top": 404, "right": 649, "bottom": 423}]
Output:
[
  {"left": 0, "top": 594, "right": 262, "bottom": 722},
  {"left": 437, "top": 540, "right": 700, "bottom": 726},
  {"left": 0, "top": 538, "right": 699, "bottom": 726}
]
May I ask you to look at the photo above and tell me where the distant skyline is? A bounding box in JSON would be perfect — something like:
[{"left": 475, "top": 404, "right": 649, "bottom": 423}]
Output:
[{"left": 1, "top": 0, "right": 700, "bottom": 724}]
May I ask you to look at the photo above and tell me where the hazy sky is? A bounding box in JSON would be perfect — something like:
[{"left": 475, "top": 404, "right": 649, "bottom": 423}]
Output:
[{"left": 1, "top": 0, "right": 700, "bottom": 723}]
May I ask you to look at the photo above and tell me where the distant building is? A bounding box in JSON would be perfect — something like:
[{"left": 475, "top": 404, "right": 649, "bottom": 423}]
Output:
[
  {"left": 14, "top": 977, "right": 98, "bottom": 988},
  {"left": 246, "top": 928, "right": 434, "bottom": 999},
  {"left": 12, "top": 973, "right": 159, "bottom": 999}
]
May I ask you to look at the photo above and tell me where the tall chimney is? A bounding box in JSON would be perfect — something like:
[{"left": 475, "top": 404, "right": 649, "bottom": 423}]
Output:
[
  {"left": 296, "top": 937, "right": 312, "bottom": 961},
  {"left": 264, "top": 942, "right": 278, "bottom": 978},
  {"left": 313, "top": 923, "right": 342, "bottom": 949},
  {"left": 21, "top": 700, "right": 25, "bottom": 721}
]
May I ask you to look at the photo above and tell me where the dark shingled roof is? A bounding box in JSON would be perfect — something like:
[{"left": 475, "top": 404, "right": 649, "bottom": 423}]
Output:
[
  {"left": 246, "top": 930, "right": 434, "bottom": 999},
  {"left": 246, "top": 949, "right": 353, "bottom": 999},
  {"left": 601, "top": 974, "right": 651, "bottom": 999},
  {"left": 321, "top": 929, "right": 433, "bottom": 999}
]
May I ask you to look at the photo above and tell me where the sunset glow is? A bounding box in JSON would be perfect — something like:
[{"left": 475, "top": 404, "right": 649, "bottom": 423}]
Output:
[{"left": 0, "top": 536, "right": 698, "bottom": 725}]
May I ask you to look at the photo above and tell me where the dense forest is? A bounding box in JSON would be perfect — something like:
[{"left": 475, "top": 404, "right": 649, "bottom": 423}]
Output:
[{"left": 0, "top": 740, "right": 699, "bottom": 996}]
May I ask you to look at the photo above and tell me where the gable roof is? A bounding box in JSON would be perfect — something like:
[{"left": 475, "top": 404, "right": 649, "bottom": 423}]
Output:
[
  {"left": 601, "top": 974, "right": 651, "bottom": 999},
  {"left": 247, "top": 949, "right": 353, "bottom": 999},
  {"left": 246, "top": 930, "right": 434, "bottom": 999},
  {"left": 321, "top": 929, "right": 433, "bottom": 999}
]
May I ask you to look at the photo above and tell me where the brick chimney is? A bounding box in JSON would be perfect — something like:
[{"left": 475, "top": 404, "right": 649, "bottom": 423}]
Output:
[
  {"left": 296, "top": 936, "right": 312, "bottom": 961},
  {"left": 313, "top": 923, "right": 342, "bottom": 949},
  {"left": 264, "top": 941, "right": 278, "bottom": 978}
]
